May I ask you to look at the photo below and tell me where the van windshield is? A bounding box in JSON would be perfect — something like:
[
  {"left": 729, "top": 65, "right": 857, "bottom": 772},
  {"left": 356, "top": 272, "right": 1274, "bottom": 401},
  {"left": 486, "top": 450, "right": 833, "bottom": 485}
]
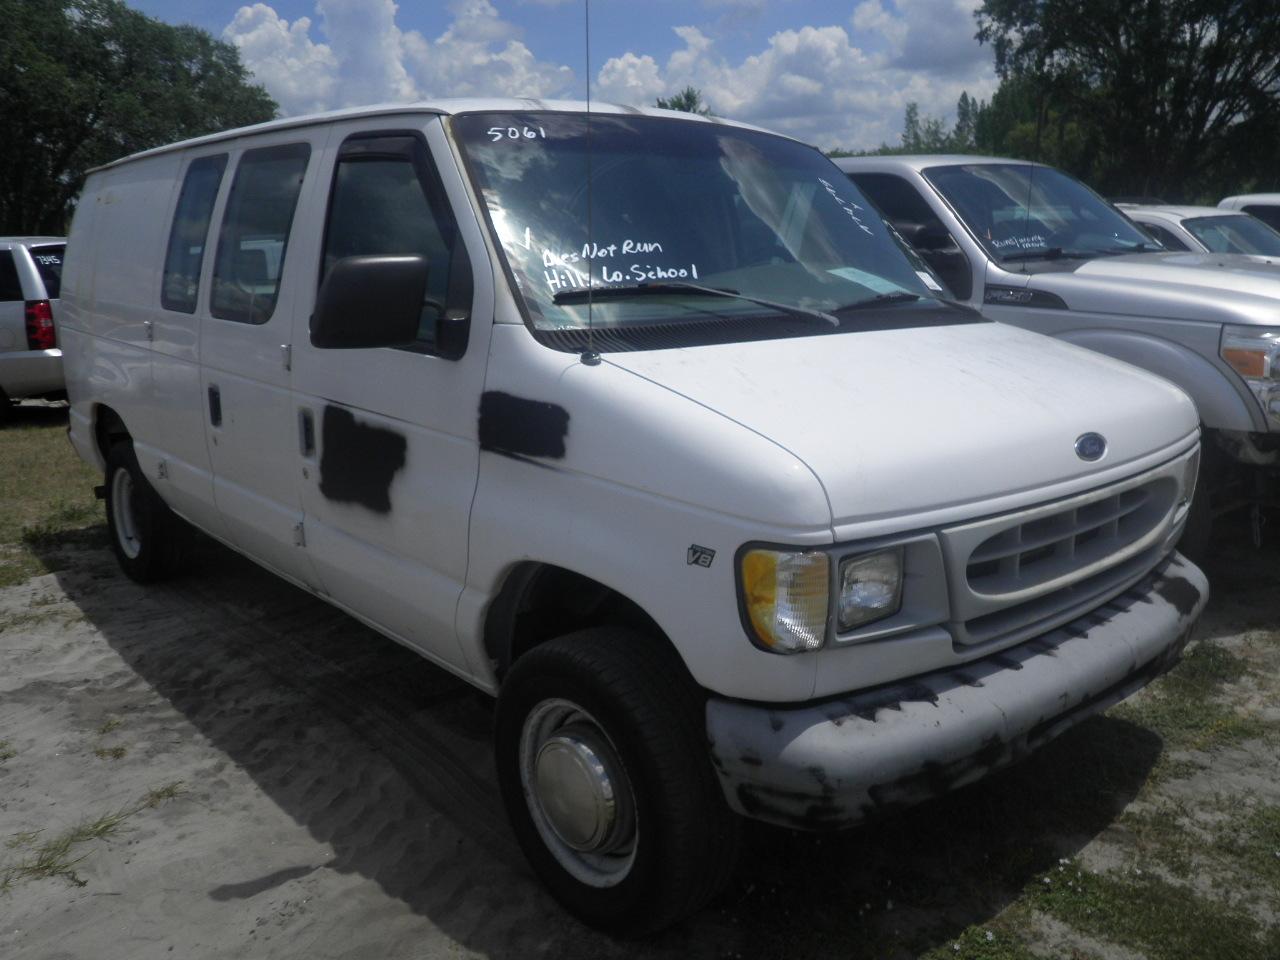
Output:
[
  {"left": 923, "top": 163, "right": 1154, "bottom": 263},
  {"left": 454, "top": 112, "right": 974, "bottom": 350},
  {"left": 1183, "top": 214, "right": 1280, "bottom": 256}
]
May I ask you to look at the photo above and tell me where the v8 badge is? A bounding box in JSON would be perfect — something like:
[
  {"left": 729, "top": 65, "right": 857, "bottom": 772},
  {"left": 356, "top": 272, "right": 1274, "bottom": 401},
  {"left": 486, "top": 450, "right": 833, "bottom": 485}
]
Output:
[{"left": 687, "top": 544, "right": 716, "bottom": 568}]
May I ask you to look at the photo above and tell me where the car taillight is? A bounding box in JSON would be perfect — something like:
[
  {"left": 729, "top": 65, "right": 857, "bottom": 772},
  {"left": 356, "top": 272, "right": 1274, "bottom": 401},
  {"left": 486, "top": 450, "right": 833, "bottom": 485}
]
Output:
[{"left": 25, "top": 300, "right": 56, "bottom": 350}]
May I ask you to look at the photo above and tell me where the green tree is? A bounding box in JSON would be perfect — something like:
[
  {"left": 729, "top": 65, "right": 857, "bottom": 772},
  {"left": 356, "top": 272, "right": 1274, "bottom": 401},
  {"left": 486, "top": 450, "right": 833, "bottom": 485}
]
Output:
[
  {"left": 0, "top": 0, "right": 277, "bottom": 234},
  {"left": 655, "top": 86, "right": 711, "bottom": 115},
  {"left": 975, "top": 0, "right": 1280, "bottom": 199}
]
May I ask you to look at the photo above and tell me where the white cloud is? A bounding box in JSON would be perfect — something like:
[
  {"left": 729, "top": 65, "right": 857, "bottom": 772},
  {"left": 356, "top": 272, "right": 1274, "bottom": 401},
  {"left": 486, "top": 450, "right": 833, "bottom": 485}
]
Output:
[
  {"left": 595, "top": 2, "right": 996, "bottom": 150},
  {"left": 222, "top": 4, "right": 338, "bottom": 116},
  {"left": 223, "top": 0, "right": 994, "bottom": 152},
  {"left": 224, "top": 0, "right": 574, "bottom": 116}
]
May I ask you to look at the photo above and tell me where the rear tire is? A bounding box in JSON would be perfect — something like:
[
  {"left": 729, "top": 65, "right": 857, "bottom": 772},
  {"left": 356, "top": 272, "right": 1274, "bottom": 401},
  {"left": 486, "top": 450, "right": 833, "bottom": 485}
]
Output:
[
  {"left": 495, "top": 628, "right": 740, "bottom": 935},
  {"left": 104, "top": 442, "right": 190, "bottom": 582}
]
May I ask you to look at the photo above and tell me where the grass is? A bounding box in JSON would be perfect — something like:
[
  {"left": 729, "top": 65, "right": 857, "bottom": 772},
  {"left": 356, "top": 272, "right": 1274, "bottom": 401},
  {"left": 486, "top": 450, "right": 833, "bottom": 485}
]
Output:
[
  {"left": 0, "top": 783, "right": 184, "bottom": 893},
  {"left": 92, "top": 746, "right": 127, "bottom": 761},
  {"left": 0, "top": 405, "right": 102, "bottom": 586},
  {"left": 1029, "top": 859, "right": 1275, "bottom": 960},
  {"left": 1111, "top": 640, "right": 1271, "bottom": 771},
  {"left": 0, "top": 740, "right": 15, "bottom": 763}
]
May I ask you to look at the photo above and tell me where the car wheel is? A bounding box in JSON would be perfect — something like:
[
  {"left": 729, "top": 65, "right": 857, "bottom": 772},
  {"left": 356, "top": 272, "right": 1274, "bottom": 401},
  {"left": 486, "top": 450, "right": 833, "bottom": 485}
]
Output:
[
  {"left": 104, "top": 442, "right": 189, "bottom": 582},
  {"left": 495, "top": 627, "right": 740, "bottom": 935}
]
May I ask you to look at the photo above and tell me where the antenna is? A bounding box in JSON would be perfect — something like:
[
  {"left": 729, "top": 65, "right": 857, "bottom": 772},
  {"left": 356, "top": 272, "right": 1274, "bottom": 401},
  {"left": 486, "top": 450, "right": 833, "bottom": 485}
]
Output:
[
  {"left": 1021, "top": 161, "right": 1035, "bottom": 271},
  {"left": 580, "top": 0, "right": 600, "bottom": 366}
]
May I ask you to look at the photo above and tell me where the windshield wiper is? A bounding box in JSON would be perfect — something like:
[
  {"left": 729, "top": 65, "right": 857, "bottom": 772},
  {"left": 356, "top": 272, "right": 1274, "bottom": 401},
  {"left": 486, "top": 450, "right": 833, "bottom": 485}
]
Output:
[
  {"left": 998, "top": 247, "right": 1066, "bottom": 262},
  {"left": 837, "top": 291, "right": 922, "bottom": 310},
  {"left": 552, "top": 281, "right": 839, "bottom": 327},
  {"left": 1088, "top": 243, "right": 1161, "bottom": 256}
]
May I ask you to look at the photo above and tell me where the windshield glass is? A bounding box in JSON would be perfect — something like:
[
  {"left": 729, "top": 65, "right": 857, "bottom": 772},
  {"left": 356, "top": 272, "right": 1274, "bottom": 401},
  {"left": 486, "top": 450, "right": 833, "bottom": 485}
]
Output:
[
  {"left": 454, "top": 112, "right": 967, "bottom": 349},
  {"left": 1183, "top": 214, "right": 1280, "bottom": 256},
  {"left": 923, "top": 163, "right": 1153, "bottom": 262},
  {"left": 29, "top": 244, "right": 64, "bottom": 298}
]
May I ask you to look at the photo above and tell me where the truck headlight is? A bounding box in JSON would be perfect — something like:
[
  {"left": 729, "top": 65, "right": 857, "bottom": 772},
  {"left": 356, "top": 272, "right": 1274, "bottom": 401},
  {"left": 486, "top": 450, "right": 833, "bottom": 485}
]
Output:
[
  {"left": 838, "top": 548, "right": 904, "bottom": 631},
  {"left": 1221, "top": 325, "right": 1280, "bottom": 428},
  {"left": 740, "top": 549, "right": 829, "bottom": 653}
]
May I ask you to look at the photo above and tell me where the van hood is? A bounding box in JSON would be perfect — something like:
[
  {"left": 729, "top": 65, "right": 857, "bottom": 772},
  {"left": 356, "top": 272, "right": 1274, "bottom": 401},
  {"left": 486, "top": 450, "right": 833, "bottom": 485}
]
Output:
[
  {"left": 1018, "top": 252, "right": 1280, "bottom": 325},
  {"left": 605, "top": 322, "right": 1197, "bottom": 530}
]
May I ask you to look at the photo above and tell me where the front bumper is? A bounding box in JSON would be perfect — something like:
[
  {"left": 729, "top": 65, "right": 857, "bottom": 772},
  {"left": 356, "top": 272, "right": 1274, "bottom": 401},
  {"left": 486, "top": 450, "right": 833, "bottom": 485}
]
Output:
[{"left": 706, "top": 551, "right": 1208, "bottom": 831}]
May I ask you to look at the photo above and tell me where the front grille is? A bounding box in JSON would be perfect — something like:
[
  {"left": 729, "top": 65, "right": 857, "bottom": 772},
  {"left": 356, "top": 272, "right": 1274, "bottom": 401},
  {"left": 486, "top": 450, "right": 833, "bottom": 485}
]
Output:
[
  {"left": 966, "top": 480, "right": 1174, "bottom": 596},
  {"left": 940, "top": 463, "right": 1185, "bottom": 651}
]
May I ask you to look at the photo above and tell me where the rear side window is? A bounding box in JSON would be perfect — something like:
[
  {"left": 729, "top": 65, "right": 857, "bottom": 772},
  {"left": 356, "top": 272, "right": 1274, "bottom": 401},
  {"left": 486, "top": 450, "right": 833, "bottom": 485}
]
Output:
[
  {"left": 162, "top": 155, "right": 227, "bottom": 313},
  {"left": 1243, "top": 205, "right": 1280, "bottom": 232},
  {"left": 0, "top": 251, "right": 21, "bottom": 301},
  {"left": 29, "top": 244, "right": 65, "bottom": 299},
  {"left": 211, "top": 143, "right": 310, "bottom": 324},
  {"left": 321, "top": 133, "right": 470, "bottom": 349}
]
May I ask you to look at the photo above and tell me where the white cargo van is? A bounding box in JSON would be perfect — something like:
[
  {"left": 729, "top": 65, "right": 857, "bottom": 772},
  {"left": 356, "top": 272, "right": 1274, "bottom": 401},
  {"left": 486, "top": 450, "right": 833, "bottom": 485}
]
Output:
[{"left": 62, "top": 100, "right": 1207, "bottom": 933}]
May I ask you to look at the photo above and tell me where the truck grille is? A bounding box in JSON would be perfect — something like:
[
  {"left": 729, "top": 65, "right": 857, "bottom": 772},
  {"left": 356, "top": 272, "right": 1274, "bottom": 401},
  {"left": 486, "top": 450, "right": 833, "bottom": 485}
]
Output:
[{"left": 939, "top": 462, "right": 1185, "bottom": 651}]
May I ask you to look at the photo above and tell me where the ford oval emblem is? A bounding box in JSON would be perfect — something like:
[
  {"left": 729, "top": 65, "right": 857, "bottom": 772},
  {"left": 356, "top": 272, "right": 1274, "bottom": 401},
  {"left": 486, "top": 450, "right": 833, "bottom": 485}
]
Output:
[{"left": 1075, "top": 432, "right": 1108, "bottom": 462}]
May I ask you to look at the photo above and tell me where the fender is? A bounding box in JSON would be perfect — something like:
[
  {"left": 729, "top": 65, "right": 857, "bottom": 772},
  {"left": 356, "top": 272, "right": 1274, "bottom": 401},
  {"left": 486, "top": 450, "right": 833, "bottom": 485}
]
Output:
[{"left": 1055, "top": 328, "right": 1263, "bottom": 433}]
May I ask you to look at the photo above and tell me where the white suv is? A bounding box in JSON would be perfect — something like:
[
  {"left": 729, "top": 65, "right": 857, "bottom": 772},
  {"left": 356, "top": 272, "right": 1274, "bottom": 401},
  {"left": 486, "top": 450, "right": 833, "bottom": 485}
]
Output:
[
  {"left": 62, "top": 102, "right": 1206, "bottom": 933},
  {"left": 0, "top": 237, "right": 65, "bottom": 419}
]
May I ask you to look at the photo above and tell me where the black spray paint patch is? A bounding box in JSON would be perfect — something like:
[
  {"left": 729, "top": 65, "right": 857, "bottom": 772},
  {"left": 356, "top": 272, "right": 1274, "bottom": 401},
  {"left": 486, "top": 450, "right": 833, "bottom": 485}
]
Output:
[
  {"left": 319, "top": 405, "right": 407, "bottom": 514},
  {"left": 478, "top": 391, "right": 569, "bottom": 459}
]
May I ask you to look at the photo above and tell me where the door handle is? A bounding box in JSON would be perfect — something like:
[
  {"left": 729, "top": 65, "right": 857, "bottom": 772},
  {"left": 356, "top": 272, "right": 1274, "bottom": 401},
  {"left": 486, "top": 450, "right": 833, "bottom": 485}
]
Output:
[
  {"left": 207, "top": 385, "right": 222, "bottom": 427},
  {"left": 298, "top": 408, "right": 315, "bottom": 457}
]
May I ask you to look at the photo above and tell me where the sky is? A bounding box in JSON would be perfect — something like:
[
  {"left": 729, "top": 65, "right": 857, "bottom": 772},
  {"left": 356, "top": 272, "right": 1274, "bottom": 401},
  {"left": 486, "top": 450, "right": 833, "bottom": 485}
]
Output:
[{"left": 124, "top": 0, "right": 998, "bottom": 152}]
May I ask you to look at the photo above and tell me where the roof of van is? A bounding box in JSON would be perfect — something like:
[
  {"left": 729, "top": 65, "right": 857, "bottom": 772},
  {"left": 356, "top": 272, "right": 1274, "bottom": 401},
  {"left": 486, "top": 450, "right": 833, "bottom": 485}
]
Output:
[
  {"left": 1122, "top": 205, "right": 1247, "bottom": 220},
  {"left": 834, "top": 155, "right": 1042, "bottom": 172},
  {"left": 86, "top": 98, "right": 788, "bottom": 174},
  {"left": 1220, "top": 194, "right": 1280, "bottom": 207}
]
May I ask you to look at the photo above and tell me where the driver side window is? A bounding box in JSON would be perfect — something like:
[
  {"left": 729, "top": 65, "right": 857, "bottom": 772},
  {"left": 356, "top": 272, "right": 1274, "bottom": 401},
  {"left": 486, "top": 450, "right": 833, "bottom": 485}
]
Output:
[
  {"left": 321, "top": 132, "right": 471, "bottom": 351},
  {"left": 851, "top": 172, "right": 973, "bottom": 299}
]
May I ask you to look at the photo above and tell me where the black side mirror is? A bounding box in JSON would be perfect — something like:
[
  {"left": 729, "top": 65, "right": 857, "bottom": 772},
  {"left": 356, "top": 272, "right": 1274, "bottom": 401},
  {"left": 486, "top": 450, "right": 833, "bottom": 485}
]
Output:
[{"left": 311, "top": 254, "right": 429, "bottom": 349}]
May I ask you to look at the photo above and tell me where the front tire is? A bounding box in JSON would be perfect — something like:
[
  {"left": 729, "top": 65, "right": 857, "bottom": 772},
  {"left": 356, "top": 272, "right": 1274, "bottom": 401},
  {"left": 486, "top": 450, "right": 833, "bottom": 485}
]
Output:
[
  {"left": 495, "top": 628, "right": 740, "bottom": 935},
  {"left": 104, "top": 442, "right": 189, "bottom": 582}
]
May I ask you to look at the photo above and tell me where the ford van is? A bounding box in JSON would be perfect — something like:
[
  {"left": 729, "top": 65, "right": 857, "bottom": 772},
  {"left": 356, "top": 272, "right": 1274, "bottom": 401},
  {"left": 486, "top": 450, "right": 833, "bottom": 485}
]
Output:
[{"left": 62, "top": 102, "right": 1207, "bottom": 933}]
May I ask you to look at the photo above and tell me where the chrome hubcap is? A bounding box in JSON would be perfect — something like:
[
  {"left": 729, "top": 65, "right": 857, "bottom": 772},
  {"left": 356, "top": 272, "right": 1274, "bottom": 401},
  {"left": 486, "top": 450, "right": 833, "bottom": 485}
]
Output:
[
  {"left": 520, "top": 699, "right": 638, "bottom": 887},
  {"left": 111, "top": 468, "right": 142, "bottom": 560}
]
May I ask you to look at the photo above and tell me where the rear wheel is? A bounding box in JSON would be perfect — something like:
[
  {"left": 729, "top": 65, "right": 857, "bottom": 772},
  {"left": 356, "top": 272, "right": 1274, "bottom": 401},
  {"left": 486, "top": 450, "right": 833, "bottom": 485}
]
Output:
[
  {"left": 495, "top": 628, "right": 740, "bottom": 935},
  {"left": 104, "top": 442, "right": 190, "bottom": 582}
]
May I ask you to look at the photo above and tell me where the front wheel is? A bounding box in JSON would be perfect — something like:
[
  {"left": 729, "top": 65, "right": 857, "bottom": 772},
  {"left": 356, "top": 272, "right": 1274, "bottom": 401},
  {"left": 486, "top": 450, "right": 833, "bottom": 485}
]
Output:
[
  {"left": 104, "top": 442, "right": 190, "bottom": 582},
  {"left": 495, "top": 628, "right": 740, "bottom": 935}
]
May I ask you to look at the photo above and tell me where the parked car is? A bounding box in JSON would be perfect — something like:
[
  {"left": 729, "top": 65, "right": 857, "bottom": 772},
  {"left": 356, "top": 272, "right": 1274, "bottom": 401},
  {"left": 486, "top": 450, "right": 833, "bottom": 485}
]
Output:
[
  {"left": 837, "top": 155, "right": 1280, "bottom": 551},
  {"left": 62, "top": 105, "right": 1207, "bottom": 933},
  {"left": 1219, "top": 193, "right": 1280, "bottom": 232},
  {"left": 1119, "top": 204, "right": 1280, "bottom": 258},
  {"left": 0, "top": 236, "right": 66, "bottom": 419}
]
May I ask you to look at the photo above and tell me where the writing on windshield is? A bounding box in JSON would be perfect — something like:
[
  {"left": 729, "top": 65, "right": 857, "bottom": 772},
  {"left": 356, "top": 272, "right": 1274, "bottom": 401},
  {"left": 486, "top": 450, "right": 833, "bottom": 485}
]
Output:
[
  {"left": 455, "top": 111, "right": 934, "bottom": 339},
  {"left": 924, "top": 163, "right": 1151, "bottom": 261}
]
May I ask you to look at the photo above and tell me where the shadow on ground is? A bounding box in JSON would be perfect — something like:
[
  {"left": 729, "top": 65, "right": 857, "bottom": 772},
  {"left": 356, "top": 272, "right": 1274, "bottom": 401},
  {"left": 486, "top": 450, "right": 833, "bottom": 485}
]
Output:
[
  {"left": 31, "top": 528, "right": 1183, "bottom": 959},
  {"left": 1, "top": 400, "right": 70, "bottom": 429}
]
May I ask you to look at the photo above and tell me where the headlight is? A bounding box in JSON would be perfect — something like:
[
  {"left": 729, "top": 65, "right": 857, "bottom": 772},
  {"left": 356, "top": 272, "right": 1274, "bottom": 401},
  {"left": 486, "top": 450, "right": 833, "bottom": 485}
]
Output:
[
  {"left": 1220, "top": 325, "right": 1280, "bottom": 428},
  {"left": 838, "top": 548, "right": 904, "bottom": 631},
  {"left": 740, "top": 549, "right": 829, "bottom": 654}
]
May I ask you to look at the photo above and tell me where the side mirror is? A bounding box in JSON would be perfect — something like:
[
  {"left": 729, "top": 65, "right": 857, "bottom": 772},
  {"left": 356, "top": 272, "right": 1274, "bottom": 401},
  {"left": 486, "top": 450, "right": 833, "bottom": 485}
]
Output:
[{"left": 311, "top": 254, "right": 429, "bottom": 349}]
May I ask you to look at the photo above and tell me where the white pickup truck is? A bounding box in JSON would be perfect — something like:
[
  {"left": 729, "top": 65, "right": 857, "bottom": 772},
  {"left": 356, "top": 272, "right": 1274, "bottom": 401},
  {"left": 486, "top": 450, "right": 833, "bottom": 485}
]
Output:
[
  {"left": 838, "top": 155, "right": 1280, "bottom": 552},
  {"left": 62, "top": 102, "right": 1206, "bottom": 933}
]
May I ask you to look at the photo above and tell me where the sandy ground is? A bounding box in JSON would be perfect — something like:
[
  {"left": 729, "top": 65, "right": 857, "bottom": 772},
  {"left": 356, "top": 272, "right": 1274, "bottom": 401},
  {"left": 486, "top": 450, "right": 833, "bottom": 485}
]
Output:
[{"left": 1, "top": 523, "right": 1277, "bottom": 959}]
